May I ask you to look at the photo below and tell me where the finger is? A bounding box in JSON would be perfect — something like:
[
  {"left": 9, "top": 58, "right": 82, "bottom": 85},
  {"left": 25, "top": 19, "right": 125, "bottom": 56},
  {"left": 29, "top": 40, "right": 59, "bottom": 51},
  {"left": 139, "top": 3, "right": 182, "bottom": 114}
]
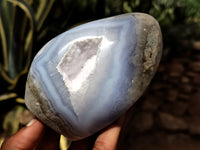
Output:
[
  {"left": 1, "top": 118, "right": 45, "bottom": 150},
  {"left": 68, "top": 110, "right": 130, "bottom": 150},
  {"left": 36, "top": 127, "right": 60, "bottom": 150},
  {"left": 69, "top": 113, "right": 127, "bottom": 150},
  {"left": 93, "top": 120, "right": 123, "bottom": 150}
]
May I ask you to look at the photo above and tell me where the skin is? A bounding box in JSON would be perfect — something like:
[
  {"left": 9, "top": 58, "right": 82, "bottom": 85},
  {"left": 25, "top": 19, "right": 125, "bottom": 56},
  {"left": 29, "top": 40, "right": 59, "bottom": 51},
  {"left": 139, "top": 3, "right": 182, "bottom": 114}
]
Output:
[
  {"left": 0, "top": 108, "right": 132, "bottom": 150},
  {"left": 0, "top": 110, "right": 132, "bottom": 150}
]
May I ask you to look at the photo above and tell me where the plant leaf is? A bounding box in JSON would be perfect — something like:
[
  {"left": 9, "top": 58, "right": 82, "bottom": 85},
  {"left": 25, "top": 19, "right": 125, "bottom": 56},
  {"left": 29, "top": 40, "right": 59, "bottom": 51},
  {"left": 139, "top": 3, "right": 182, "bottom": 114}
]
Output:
[{"left": 0, "top": 0, "right": 35, "bottom": 90}]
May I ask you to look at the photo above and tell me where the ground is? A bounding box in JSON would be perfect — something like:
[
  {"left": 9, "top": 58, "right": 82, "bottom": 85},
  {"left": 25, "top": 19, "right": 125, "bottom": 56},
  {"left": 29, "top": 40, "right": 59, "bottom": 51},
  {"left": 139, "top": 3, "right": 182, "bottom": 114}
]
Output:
[{"left": 119, "top": 49, "right": 200, "bottom": 150}]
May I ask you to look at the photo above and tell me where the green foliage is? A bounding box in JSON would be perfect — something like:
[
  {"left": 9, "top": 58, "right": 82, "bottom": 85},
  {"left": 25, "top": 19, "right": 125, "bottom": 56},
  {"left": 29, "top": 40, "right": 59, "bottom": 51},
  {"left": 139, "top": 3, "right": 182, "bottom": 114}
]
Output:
[
  {"left": 0, "top": 0, "right": 56, "bottom": 100},
  {"left": 0, "top": 0, "right": 34, "bottom": 92},
  {"left": 181, "top": 0, "right": 200, "bottom": 18},
  {"left": 123, "top": 0, "right": 200, "bottom": 56},
  {"left": 123, "top": 0, "right": 200, "bottom": 27}
]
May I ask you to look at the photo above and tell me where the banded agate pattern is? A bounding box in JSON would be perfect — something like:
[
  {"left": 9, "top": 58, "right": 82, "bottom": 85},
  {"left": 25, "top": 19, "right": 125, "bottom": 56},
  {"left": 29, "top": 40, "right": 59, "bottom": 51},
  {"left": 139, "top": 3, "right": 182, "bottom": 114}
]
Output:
[{"left": 25, "top": 13, "right": 162, "bottom": 140}]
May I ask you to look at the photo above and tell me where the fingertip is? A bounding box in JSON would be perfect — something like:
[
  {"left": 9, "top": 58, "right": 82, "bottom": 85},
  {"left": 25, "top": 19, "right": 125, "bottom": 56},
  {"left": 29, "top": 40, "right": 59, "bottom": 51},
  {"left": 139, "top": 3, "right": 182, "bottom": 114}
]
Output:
[
  {"left": 94, "top": 124, "right": 121, "bottom": 150},
  {"left": 1, "top": 118, "right": 46, "bottom": 150}
]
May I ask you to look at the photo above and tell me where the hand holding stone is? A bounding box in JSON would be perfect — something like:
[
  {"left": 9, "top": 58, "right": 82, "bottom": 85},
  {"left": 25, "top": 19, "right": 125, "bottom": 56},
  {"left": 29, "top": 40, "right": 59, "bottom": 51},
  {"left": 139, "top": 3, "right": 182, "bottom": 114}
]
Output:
[{"left": 25, "top": 13, "right": 162, "bottom": 140}]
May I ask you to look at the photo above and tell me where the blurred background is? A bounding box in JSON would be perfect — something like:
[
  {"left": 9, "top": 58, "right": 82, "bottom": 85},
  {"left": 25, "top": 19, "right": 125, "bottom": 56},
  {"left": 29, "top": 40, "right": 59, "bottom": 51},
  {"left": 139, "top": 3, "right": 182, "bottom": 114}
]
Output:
[{"left": 1, "top": 0, "right": 200, "bottom": 149}]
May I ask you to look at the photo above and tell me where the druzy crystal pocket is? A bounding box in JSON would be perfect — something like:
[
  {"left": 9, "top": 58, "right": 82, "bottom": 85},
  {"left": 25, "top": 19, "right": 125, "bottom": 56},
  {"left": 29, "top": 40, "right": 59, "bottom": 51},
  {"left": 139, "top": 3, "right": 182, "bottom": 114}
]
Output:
[{"left": 25, "top": 13, "right": 162, "bottom": 140}]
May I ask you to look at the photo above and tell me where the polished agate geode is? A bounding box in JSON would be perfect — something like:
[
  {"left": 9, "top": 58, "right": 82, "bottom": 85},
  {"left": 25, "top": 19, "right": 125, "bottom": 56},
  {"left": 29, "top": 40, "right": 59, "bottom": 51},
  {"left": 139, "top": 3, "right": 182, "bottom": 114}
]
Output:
[{"left": 25, "top": 13, "right": 162, "bottom": 140}]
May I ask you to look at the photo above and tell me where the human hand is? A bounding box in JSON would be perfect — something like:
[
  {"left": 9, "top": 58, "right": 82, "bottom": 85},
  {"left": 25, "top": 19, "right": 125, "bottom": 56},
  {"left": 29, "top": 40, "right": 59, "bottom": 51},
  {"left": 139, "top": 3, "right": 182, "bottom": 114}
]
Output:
[
  {"left": 0, "top": 118, "right": 60, "bottom": 150},
  {"left": 0, "top": 109, "right": 130, "bottom": 150}
]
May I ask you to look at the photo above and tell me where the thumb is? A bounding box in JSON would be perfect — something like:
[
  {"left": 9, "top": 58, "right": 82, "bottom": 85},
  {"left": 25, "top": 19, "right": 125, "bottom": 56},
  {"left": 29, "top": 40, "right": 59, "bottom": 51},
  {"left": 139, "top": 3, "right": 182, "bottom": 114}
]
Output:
[{"left": 0, "top": 118, "right": 45, "bottom": 150}]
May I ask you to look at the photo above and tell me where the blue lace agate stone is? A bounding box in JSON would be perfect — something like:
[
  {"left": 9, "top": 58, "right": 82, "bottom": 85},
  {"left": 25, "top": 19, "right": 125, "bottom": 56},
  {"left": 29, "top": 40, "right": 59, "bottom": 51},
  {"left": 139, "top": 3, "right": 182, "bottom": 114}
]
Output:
[{"left": 25, "top": 13, "right": 162, "bottom": 140}]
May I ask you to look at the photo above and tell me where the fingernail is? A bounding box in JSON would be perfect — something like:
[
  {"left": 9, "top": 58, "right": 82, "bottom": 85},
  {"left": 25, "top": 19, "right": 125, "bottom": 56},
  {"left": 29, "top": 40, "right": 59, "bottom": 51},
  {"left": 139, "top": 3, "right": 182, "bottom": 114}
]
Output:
[{"left": 26, "top": 118, "right": 37, "bottom": 127}]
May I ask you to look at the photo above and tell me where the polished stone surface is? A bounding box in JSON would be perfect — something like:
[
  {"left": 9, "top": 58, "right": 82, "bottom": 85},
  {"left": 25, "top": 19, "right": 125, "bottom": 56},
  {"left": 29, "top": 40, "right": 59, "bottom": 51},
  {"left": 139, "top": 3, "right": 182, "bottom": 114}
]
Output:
[{"left": 25, "top": 13, "right": 162, "bottom": 140}]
